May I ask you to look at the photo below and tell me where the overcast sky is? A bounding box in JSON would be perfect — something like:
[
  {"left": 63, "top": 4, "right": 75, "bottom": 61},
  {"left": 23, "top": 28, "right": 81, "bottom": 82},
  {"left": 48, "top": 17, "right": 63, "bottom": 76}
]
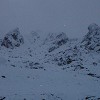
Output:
[{"left": 0, "top": 0, "right": 100, "bottom": 38}]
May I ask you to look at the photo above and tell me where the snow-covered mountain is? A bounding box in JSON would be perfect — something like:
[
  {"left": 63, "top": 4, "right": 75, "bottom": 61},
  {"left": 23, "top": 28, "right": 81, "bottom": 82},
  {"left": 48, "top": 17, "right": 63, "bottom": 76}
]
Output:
[
  {"left": 1, "top": 28, "right": 24, "bottom": 49},
  {"left": 43, "top": 32, "right": 68, "bottom": 52},
  {"left": 81, "top": 23, "right": 100, "bottom": 52},
  {"left": 0, "top": 23, "right": 100, "bottom": 100}
]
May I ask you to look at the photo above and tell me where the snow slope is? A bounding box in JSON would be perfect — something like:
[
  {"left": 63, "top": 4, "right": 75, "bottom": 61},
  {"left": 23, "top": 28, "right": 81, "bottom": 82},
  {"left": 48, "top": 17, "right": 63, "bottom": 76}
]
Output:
[{"left": 0, "top": 24, "right": 100, "bottom": 100}]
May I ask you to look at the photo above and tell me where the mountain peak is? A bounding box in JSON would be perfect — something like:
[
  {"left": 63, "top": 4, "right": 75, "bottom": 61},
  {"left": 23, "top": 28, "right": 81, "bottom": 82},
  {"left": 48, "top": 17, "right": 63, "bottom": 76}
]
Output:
[
  {"left": 88, "top": 23, "right": 100, "bottom": 33},
  {"left": 81, "top": 23, "right": 100, "bottom": 52},
  {"left": 1, "top": 28, "right": 24, "bottom": 49},
  {"left": 44, "top": 32, "right": 69, "bottom": 52}
]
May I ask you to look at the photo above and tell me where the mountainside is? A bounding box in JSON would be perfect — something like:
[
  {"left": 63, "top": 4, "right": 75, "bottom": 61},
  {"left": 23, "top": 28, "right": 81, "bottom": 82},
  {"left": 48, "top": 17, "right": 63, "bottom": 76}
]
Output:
[{"left": 0, "top": 23, "right": 100, "bottom": 100}]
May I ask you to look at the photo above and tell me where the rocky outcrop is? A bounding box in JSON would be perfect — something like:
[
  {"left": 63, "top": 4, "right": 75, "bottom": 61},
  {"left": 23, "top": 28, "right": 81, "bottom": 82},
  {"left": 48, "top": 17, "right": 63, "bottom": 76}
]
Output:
[
  {"left": 1, "top": 28, "right": 24, "bottom": 49},
  {"left": 44, "top": 32, "right": 69, "bottom": 52},
  {"left": 81, "top": 23, "right": 100, "bottom": 52},
  {"left": 50, "top": 45, "right": 83, "bottom": 69}
]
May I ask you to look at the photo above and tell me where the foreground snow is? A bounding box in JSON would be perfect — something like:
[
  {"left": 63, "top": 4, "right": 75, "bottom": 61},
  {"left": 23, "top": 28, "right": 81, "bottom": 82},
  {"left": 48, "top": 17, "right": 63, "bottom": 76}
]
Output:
[{"left": 0, "top": 63, "right": 100, "bottom": 100}]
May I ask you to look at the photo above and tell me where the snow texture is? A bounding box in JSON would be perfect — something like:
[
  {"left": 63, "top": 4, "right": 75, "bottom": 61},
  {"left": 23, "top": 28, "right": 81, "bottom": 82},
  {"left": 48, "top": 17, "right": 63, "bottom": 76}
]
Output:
[{"left": 0, "top": 24, "right": 100, "bottom": 100}]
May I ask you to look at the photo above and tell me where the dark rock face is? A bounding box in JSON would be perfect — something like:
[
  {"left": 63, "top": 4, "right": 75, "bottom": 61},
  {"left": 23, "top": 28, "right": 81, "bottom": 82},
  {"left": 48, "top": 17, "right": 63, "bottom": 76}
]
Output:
[
  {"left": 44, "top": 32, "right": 69, "bottom": 52},
  {"left": 1, "top": 28, "right": 24, "bottom": 49},
  {"left": 81, "top": 23, "right": 100, "bottom": 52}
]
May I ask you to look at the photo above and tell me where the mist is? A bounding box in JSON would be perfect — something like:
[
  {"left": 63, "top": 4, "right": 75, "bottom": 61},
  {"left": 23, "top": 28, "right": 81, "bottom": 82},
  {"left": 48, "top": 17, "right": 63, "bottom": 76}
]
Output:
[{"left": 0, "top": 0, "right": 100, "bottom": 38}]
